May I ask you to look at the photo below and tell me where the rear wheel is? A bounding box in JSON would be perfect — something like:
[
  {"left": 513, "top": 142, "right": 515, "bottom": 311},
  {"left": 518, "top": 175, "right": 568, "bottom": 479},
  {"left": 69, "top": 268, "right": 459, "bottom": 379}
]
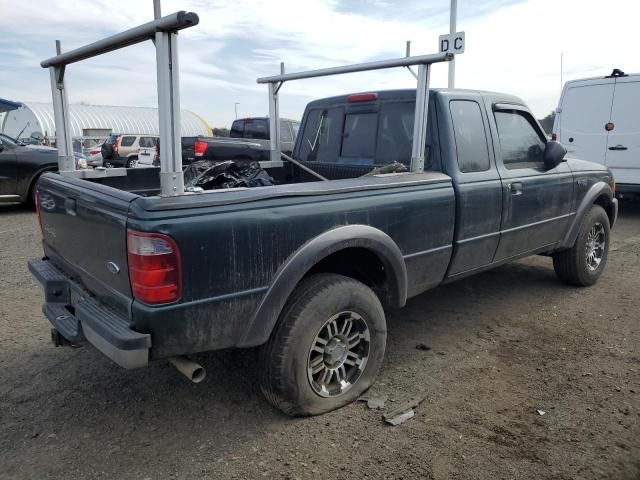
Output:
[
  {"left": 553, "top": 205, "right": 610, "bottom": 286},
  {"left": 126, "top": 156, "right": 138, "bottom": 168},
  {"left": 260, "top": 273, "right": 386, "bottom": 416}
]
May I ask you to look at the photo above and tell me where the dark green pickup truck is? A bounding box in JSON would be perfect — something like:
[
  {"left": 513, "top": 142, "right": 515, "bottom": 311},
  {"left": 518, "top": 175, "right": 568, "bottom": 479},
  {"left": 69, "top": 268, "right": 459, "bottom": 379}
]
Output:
[{"left": 30, "top": 88, "right": 617, "bottom": 416}]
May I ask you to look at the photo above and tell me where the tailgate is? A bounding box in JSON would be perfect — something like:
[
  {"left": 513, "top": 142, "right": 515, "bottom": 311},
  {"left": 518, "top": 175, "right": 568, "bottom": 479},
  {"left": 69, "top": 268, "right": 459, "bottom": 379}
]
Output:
[{"left": 37, "top": 173, "right": 139, "bottom": 315}]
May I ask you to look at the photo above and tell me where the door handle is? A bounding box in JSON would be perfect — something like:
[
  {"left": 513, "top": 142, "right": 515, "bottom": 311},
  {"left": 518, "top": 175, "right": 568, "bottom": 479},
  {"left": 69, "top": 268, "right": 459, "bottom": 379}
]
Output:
[
  {"left": 509, "top": 182, "right": 523, "bottom": 195},
  {"left": 608, "top": 145, "right": 628, "bottom": 151}
]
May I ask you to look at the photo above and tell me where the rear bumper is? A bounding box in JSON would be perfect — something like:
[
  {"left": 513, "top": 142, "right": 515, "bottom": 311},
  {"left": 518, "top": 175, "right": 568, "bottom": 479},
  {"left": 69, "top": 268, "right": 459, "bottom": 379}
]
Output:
[{"left": 28, "top": 259, "right": 151, "bottom": 369}]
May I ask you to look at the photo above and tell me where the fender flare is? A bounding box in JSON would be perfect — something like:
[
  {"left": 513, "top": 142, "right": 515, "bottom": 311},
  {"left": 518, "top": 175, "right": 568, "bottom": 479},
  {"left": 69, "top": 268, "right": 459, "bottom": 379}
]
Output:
[
  {"left": 237, "top": 224, "right": 408, "bottom": 348},
  {"left": 559, "top": 181, "right": 614, "bottom": 249}
]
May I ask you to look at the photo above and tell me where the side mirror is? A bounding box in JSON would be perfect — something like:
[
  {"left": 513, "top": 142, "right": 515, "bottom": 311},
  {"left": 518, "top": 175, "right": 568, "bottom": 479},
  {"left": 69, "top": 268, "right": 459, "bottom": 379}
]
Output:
[
  {"left": 543, "top": 141, "right": 567, "bottom": 170},
  {"left": 30, "top": 131, "right": 44, "bottom": 141}
]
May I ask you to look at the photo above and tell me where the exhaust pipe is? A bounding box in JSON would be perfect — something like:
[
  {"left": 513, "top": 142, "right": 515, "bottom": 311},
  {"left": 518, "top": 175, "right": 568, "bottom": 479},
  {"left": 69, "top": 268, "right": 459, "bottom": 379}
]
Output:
[{"left": 168, "top": 356, "right": 206, "bottom": 383}]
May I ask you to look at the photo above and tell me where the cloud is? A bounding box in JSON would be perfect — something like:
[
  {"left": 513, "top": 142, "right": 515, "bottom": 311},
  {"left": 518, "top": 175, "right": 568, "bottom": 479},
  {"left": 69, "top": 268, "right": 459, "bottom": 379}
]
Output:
[{"left": 0, "top": 0, "right": 638, "bottom": 128}]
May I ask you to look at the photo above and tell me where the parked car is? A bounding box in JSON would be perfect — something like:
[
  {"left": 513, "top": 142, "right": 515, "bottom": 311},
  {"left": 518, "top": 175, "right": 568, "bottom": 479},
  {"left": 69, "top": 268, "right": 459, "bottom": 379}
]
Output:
[
  {"left": 85, "top": 145, "right": 104, "bottom": 168},
  {"left": 0, "top": 133, "right": 85, "bottom": 204},
  {"left": 553, "top": 68, "right": 639, "bottom": 197},
  {"left": 30, "top": 88, "right": 617, "bottom": 416},
  {"left": 101, "top": 134, "right": 159, "bottom": 168}
]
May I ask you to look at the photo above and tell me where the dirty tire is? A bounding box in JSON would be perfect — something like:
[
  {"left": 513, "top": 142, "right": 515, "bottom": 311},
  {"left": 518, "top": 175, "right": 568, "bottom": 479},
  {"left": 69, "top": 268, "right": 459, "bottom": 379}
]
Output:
[
  {"left": 260, "top": 273, "right": 386, "bottom": 416},
  {"left": 553, "top": 205, "right": 610, "bottom": 286}
]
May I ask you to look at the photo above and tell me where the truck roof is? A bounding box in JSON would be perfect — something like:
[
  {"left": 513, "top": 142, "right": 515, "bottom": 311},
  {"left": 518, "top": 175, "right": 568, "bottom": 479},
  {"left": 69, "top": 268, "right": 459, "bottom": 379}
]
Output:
[{"left": 305, "top": 88, "right": 525, "bottom": 109}]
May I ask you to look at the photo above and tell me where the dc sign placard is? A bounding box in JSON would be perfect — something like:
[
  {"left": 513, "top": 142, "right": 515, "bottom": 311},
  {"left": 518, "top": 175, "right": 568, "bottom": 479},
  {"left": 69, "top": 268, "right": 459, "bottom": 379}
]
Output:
[{"left": 439, "top": 32, "right": 465, "bottom": 55}]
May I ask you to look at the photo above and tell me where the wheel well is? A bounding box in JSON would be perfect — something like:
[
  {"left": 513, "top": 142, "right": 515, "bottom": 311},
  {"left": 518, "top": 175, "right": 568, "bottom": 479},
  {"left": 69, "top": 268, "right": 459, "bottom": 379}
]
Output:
[
  {"left": 305, "top": 247, "right": 391, "bottom": 307},
  {"left": 594, "top": 194, "right": 615, "bottom": 226},
  {"left": 27, "top": 169, "right": 55, "bottom": 202}
]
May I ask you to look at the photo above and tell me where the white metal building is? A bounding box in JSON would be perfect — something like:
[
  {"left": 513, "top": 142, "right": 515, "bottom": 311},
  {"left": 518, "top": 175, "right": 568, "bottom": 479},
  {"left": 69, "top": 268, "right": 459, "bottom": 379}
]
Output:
[{"left": 1, "top": 102, "right": 212, "bottom": 140}]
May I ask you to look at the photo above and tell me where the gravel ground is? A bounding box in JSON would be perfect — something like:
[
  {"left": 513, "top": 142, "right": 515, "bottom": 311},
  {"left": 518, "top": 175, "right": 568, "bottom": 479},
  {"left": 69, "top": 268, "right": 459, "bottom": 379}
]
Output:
[{"left": 0, "top": 201, "right": 638, "bottom": 480}]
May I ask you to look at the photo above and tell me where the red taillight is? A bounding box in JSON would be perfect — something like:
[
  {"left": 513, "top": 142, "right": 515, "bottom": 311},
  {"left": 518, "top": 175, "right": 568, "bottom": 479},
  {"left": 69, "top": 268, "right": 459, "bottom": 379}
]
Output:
[
  {"left": 89, "top": 149, "right": 101, "bottom": 155},
  {"left": 194, "top": 140, "right": 207, "bottom": 157},
  {"left": 114, "top": 136, "right": 120, "bottom": 154},
  {"left": 127, "top": 230, "right": 182, "bottom": 304},
  {"left": 551, "top": 132, "right": 557, "bottom": 141},
  {"left": 35, "top": 189, "right": 44, "bottom": 238},
  {"left": 347, "top": 92, "right": 378, "bottom": 103}
]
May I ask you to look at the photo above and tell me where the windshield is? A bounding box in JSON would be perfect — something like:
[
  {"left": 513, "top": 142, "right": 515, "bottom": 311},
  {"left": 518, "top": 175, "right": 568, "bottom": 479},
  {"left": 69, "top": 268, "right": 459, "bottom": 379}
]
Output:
[{"left": 0, "top": 133, "right": 19, "bottom": 146}]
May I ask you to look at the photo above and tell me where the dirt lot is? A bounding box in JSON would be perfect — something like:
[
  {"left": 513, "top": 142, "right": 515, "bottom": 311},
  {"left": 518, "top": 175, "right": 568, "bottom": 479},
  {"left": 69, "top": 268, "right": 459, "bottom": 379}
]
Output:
[{"left": 0, "top": 201, "right": 638, "bottom": 480}]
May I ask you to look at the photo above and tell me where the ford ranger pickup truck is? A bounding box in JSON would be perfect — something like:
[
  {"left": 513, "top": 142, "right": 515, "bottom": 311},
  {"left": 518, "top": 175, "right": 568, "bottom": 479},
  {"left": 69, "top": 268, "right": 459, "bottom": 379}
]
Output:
[{"left": 29, "top": 89, "right": 618, "bottom": 416}]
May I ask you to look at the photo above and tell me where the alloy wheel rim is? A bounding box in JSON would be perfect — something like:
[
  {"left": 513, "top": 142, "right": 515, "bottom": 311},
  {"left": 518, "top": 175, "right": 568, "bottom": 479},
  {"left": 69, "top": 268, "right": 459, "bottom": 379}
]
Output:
[
  {"left": 307, "top": 311, "right": 370, "bottom": 398},
  {"left": 585, "top": 222, "right": 606, "bottom": 272}
]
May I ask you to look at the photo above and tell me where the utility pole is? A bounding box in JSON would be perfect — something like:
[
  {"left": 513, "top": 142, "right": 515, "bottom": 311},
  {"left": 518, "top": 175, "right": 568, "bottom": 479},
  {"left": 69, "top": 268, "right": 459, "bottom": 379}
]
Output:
[
  {"left": 448, "top": 0, "right": 457, "bottom": 88},
  {"left": 234, "top": 102, "right": 240, "bottom": 119}
]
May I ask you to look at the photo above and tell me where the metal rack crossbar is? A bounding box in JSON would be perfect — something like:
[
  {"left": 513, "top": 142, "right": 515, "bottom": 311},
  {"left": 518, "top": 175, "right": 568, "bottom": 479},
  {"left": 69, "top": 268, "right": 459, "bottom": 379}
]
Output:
[
  {"left": 41, "top": 10, "right": 199, "bottom": 196},
  {"left": 257, "top": 51, "right": 453, "bottom": 174}
]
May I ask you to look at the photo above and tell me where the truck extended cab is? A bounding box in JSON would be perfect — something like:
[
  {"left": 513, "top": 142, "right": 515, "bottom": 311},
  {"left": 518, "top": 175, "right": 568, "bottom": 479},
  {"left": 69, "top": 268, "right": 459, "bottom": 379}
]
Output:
[{"left": 30, "top": 89, "right": 618, "bottom": 416}]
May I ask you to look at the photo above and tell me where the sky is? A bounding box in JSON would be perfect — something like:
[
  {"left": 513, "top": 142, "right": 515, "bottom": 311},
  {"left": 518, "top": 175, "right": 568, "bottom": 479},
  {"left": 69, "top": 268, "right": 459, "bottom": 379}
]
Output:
[{"left": 0, "top": 0, "right": 638, "bottom": 128}]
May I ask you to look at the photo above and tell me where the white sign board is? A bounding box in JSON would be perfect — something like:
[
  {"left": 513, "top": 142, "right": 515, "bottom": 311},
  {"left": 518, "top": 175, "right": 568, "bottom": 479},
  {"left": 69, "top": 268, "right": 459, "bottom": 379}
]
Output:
[{"left": 439, "top": 31, "right": 465, "bottom": 55}]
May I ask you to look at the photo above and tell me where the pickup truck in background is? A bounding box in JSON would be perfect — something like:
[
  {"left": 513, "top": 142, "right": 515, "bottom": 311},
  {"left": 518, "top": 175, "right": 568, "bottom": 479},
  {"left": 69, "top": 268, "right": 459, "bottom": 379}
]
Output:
[
  {"left": 176, "top": 117, "right": 299, "bottom": 164},
  {"left": 30, "top": 88, "right": 617, "bottom": 416}
]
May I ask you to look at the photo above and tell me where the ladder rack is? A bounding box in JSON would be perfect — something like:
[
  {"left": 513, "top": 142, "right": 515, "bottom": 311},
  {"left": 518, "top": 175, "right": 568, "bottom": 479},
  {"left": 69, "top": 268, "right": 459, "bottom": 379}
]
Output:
[{"left": 257, "top": 51, "right": 453, "bottom": 173}]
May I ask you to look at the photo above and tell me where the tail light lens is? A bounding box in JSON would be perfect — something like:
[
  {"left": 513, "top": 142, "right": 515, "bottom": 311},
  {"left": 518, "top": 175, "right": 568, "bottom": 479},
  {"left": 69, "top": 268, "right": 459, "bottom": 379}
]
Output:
[
  {"left": 194, "top": 140, "right": 207, "bottom": 157},
  {"left": 35, "top": 189, "right": 44, "bottom": 238},
  {"left": 127, "top": 230, "right": 182, "bottom": 304},
  {"left": 114, "top": 136, "right": 121, "bottom": 154},
  {"left": 551, "top": 132, "right": 557, "bottom": 141}
]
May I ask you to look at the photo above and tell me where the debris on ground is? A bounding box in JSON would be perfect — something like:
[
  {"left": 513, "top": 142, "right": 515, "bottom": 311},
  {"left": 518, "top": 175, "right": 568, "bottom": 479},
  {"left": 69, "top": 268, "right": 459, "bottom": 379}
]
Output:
[
  {"left": 536, "top": 409, "right": 546, "bottom": 416},
  {"left": 385, "top": 409, "right": 415, "bottom": 426},
  {"left": 384, "top": 393, "right": 428, "bottom": 426},
  {"left": 416, "top": 343, "right": 431, "bottom": 351},
  {"left": 359, "top": 391, "right": 388, "bottom": 410}
]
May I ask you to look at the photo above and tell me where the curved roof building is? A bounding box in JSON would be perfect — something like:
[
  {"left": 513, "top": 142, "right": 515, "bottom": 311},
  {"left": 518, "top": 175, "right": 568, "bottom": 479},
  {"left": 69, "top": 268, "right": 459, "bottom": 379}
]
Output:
[{"left": 1, "top": 102, "right": 212, "bottom": 140}]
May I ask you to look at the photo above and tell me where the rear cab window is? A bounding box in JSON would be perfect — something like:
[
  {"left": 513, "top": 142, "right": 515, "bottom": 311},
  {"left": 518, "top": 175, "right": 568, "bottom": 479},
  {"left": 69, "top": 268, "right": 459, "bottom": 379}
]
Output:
[
  {"left": 230, "top": 120, "right": 244, "bottom": 138},
  {"left": 494, "top": 109, "right": 546, "bottom": 170},
  {"left": 243, "top": 119, "right": 269, "bottom": 139},
  {"left": 297, "top": 99, "right": 428, "bottom": 168}
]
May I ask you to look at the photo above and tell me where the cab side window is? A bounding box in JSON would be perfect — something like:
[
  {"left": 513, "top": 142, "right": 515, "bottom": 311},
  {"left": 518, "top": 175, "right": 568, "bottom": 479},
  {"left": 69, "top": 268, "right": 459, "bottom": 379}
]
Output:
[
  {"left": 494, "top": 110, "right": 546, "bottom": 170},
  {"left": 450, "top": 100, "right": 490, "bottom": 173},
  {"left": 280, "top": 121, "right": 293, "bottom": 143},
  {"left": 297, "top": 107, "right": 344, "bottom": 163}
]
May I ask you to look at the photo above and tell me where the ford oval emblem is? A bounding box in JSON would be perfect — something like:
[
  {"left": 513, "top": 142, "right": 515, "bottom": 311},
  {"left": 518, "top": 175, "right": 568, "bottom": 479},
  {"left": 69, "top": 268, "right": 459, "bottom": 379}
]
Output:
[
  {"left": 106, "top": 262, "right": 120, "bottom": 275},
  {"left": 39, "top": 193, "right": 56, "bottom": 210}
]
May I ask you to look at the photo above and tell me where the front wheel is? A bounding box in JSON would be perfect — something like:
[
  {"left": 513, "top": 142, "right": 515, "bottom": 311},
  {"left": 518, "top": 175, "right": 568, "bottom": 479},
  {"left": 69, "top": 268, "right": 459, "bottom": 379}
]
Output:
[
  {"left": 260, "top": 273, "right": 387, "bottom": 416},
  {"left": 553, "top": 205, "right": 610, "bottom": 286}
]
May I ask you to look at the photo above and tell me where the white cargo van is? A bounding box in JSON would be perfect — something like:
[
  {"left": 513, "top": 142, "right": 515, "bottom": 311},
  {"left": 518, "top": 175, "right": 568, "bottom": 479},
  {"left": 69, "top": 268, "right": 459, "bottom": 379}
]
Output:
[{"left": 553, "top": 69, "right": 639, "bottom": 196}]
